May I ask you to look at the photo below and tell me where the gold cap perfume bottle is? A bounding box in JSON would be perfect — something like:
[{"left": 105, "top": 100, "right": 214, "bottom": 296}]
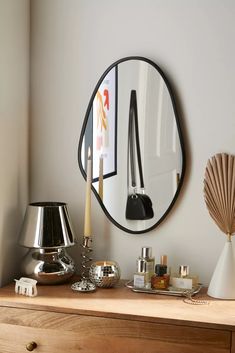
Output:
[
  {"left": 179, "top": 265, "right": 190, "bottom": 277},
  {"left": 171, "top": 265, "right": 199, "bottom": 290}
]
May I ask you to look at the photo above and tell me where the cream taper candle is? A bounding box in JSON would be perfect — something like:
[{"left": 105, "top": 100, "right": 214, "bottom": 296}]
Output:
[
  {"left": 84, "top": 147, "right": 92, "bottom": 237},
  {"left": 98, "top": 154, "right": 103, "bottom": 201}
]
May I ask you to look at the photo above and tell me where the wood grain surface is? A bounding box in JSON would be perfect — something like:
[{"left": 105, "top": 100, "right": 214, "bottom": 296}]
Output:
[
  {"left": 0, "top": 279, "right": 235, "bottom": 330},
  {"left": 0, "top": 280, "right": 234, "bottom": 353},
  {"left": 232, "top": 331, "right": 235, "bottom": 353},
  {"left": 0, "top": 307, "right": 231, "bottom": 353}
]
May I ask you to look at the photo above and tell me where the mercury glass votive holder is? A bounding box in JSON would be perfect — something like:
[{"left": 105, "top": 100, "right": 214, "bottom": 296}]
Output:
[{"left": 89, "top": 261, "right": 121, "bottom": 288}]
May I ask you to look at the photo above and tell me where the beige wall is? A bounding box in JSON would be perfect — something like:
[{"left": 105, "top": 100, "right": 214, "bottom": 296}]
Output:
[
  {"left": 0, "top": 0, "right": 29, "bottom": 285},
  {"left": 29, "top": 0, "right": 235, "bottom": 285}
]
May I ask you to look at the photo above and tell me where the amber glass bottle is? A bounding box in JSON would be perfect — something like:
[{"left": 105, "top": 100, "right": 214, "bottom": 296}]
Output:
[{"left": 151, "top": 255, "right": 170, "bottom": 290}]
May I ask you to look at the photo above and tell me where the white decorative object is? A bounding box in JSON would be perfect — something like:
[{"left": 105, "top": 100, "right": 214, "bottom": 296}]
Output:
[
  {"left": 207, "top": 240, "right": 235, "bottom": 299},
  {"left": 204, "top": 153, "right": 235, "bottom": 299},
  {"left": 14, "top": 277, "right": 37, "bottom": 297}
]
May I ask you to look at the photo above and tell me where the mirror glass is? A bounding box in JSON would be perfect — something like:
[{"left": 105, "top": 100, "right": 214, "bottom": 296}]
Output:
[{"left": 78, "top": 57, "right": 185, "bottom": 234}]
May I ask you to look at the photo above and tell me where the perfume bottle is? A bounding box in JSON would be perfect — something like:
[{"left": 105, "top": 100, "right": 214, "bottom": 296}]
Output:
[
  {"left": 170, "top": 265, "right": 199, "bottom": 290},
  {"left": 133, "top": 259, "right": 150, "bottom": 288},
  {"left": 139, "top": 246, "right": 155, "bottom": 283},
  {"left": 151, "top": 255, "right": 170, "bottom": 290}
]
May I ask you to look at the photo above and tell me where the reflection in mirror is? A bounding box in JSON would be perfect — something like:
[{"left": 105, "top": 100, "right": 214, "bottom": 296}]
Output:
[{"left": 79, "top": 57, "right": 185, "bottom": 234}]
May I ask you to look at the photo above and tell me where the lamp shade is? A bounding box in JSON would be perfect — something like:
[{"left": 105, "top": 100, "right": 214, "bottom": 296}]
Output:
[{"left": 19, "top": 202, "right": 76, "bottom": 249}]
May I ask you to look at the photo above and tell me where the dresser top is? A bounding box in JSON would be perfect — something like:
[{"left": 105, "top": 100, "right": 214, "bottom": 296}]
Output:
[{"left": 0, "top": 279, "right": 235, "bottom": 330}]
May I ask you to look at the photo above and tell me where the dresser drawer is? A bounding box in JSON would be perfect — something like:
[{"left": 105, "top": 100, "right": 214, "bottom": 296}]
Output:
[{"left": 0, "top": 307, "right": 231, "bottom": 353}]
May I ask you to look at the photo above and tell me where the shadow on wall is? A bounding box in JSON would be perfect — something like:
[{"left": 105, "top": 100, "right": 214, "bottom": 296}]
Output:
[{"left": 0, "top": 207, "right": 26, "bottom": 287}]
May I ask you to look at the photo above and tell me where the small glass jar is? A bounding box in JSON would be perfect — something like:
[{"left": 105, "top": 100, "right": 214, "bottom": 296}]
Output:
[{"left": 151, "top": 263, "right": 170, "bottom": 290}]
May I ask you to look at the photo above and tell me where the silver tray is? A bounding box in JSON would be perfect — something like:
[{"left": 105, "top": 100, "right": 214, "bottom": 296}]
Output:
[{"left": 125, "top": 280, "right": 203, "bottom": 297}]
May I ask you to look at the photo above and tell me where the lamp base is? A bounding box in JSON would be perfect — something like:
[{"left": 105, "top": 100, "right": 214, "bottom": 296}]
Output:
[{"left": 21, "top": 248, "right": 75, "bottom": 285}]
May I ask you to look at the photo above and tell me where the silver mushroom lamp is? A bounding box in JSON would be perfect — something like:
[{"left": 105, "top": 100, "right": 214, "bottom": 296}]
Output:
[{"left": 18, "top": 202, "right": 77, "bottom": 284}]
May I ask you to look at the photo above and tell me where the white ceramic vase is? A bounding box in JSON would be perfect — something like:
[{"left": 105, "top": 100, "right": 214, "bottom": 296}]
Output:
[{"left": 207, "top": 239, "right": 235, "bottom": 299}]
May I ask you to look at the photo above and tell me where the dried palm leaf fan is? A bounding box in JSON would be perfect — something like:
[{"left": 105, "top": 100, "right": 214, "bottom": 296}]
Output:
[{"left": 204, "top": 153, "right": 235, "bottom": 299}]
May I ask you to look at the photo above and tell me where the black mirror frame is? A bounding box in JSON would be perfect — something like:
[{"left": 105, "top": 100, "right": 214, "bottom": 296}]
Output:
[{"left": 78, "top": 56, "right": 186, "bottom": 234}]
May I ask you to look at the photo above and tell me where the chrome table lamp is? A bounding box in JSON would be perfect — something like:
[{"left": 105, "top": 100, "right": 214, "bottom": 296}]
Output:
[{"left": 18, "top": 202, "right": 77, "bottom": 284}]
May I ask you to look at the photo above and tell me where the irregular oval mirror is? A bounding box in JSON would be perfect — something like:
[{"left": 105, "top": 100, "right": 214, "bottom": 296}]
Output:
[{"left": 78, "top": 56, "right": 185, "bottom": 234}]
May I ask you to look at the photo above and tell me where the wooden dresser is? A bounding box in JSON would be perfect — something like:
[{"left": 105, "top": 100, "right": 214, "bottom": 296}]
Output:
[{"left": 0, "top": 279, "right": 234, "bottom": 353}]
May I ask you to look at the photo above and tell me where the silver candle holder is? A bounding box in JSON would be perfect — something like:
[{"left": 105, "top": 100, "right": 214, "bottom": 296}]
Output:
[
  {"left": 89, "top": 261, "right": 121, "bottom": 288},
  {"left": 71, "top": 236, "right": 96, "bottom": 292}
]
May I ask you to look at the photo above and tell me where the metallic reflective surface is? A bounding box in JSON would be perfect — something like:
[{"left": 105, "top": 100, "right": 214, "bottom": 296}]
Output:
[
  {"left": 71, "top": 236, "right": 96, "bottom": 292},
  {"left": 19, "top": 202, "right": 76, "bottom": 248},
  {"left": 78, "top": 56, "right": 186, "bottom": 234},
  {"left": 71, "top": 279, "right": 96, "bottom": 292},
  {"left": 21, "top": 248, "right": 75, "bottom": 284},
  {"left": 26, "top": 342, "right": 37, "bottom": 352},
  {"left": 89, "top": 261, "right": 121, "bottom": 288}
]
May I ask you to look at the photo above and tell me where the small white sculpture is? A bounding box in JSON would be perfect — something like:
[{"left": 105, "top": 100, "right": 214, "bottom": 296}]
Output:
[{"left": 14, "top": 277, "right": 37, "bottom": 297}]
